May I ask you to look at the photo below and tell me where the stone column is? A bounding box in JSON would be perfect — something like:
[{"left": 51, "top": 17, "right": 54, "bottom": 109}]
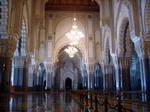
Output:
[
  {"left": 118, "top": 57, "right": 131, "bottom": 91},
  {"left": 104, "top": 65, "right": 114, "bottom": 90},
  {"left": 114, "top": 67, "right": 120, "bottom": 91},
  {"left": 23, "top": 57, "right": 30, "bottom": 91},
  {"left": 87, "top": 63, "right": 95, "bottom": 90},
  {"left": 134, "top": 38, "right": 150, "bottom": 101},
  {"left": 0, "top": 36, "right": 17, "bottom": 92},
  {"left": 46, "top": 62, "right": 53, "bottom": 90}
]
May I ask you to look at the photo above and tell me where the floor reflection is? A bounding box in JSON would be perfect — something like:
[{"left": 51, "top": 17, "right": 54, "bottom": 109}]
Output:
[{"left": 0, "top": 92, "right": 86, "bottom": 112}]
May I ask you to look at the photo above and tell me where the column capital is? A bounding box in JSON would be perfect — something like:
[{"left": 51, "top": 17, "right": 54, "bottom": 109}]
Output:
[
  {"left": 45, "top": 62, "right": 54, "bottom": 74},
  {"left": 104, "top": 64, "right": 114, "bottom": 74},
  {"left": 133, "top": 37, "right": 150, "bottom": 59},
  {"left": 7, "top": 36, "right": 18, "bottom": 57},
  {"left": 118, "top": 57, "right": 131, "bottom": 69},
  {"left": 0, "top": 36, "right": 18, "bottom": 57},
  {"left": 144, "top": 38, "right": 150, "bottom": 55},
  {"left": 87, "top": 62, "right": 95, "bottom": 74}
]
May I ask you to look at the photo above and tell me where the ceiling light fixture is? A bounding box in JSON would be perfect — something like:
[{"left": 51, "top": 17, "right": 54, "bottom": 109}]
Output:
[
  {"left": 65, "top": 15, "right": 84, "bottom": 45},
  {"left": 64, "top": 14, "right": 84, "bottom": 58},
  {"left": 64, "top": 45, "right": 78, "bottom": 58}
]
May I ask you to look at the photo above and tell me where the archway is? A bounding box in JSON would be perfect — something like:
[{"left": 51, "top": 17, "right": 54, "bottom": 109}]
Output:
[
  {"left": 65, "top": 77, "right": 72, "bottom": 91},
  {"left": 54, "top": 45, "right": 82, "bottom": 91},
  {"left": 118, "top": 18, "right": 134, "bottom": 91}
]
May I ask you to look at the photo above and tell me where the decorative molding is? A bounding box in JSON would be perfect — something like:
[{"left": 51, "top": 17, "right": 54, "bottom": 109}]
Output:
[
  {"left": 133, "top": 37, "right": 145, "bottom": 59},
  {"left": 116, "top": 0, "right": 134, "bottom": 37},
  {"left": 145, "top": 0, "right": 150, "bottom": 37},
  {"left": 144, "top": 38, "right": 150, "bottom": 55},
  {"left": 0, "top": 0, "right": 8, "bottom": 39},
  {"left": 7, "top": 36, "right": 18, "bottom": 57},
  {"left": 118, "top": 19, "right": 133, "bottom": 57}
]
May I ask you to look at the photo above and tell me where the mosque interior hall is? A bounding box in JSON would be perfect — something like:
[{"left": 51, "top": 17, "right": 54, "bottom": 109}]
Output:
[{"left": 0, "top": 0, "right": 150, "bottom": 111}]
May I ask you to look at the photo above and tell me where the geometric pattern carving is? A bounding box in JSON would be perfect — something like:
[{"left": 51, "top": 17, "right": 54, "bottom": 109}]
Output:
[
  {"left": 119, "top": 19, "right": 133, "bottom": 57},
  {"left": 0, "top": 0, "right": 8, "bottom": 39},
  {"left": 14, "top": 20, "right": 26, "bottom": 57},
  {"left": 20, "top": 20, "right": 27, "bottom": 56},
  {"left": 145, "top": 0, "right": 150, "bottom": 36},
  {"left": 105, "top": 40, "right": 112, "bottom": 64}
]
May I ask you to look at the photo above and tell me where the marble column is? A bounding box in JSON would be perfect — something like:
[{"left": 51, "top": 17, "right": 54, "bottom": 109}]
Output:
[
  {"left": 0, "top": 36, "right": 17, "bottom": 92},
  {"left": 91, "top": 72, "right": 94, "bottom": 90},
  {"left": 134, "top": 39, "right": 150, "bottom": 101},
  {"left": 23, "top": 59, "right": 30, "bottom": 91},
  {"left": 138, "top": 56, "right": 150, "bottom": 101},
  {"left": 87, "top": 63, "right": 95, "bottom": 90},
  {"left": 118, "top": 57, "right": 131, "bottom": 91},
  {"left": 104, "top": 65, "right": 114, "bottom": 90},
  {"left": 0, "top": 57, "right": 12, "bottom": 92},
  {"left": 87, "top": 73, "right": 90, "bottom": 90},
  {"left": 114, "top": 68, "right": 120, "bottom": 91},
  {"left": 46, "top": 63, "right": 53, "bottom": 90}
]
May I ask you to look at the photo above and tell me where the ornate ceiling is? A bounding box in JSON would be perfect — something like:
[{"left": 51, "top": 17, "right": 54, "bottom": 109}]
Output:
[{"left": 45, "top": 0, "right": 99, "bottom": 11}]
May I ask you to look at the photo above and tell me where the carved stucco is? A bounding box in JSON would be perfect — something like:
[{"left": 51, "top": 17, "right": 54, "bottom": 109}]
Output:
[
  {"left": 116, "top": 0, "right": 135, "bottom": 39},
  {"left": 145, "top": 0, "right": 150, "bottom": 36}
]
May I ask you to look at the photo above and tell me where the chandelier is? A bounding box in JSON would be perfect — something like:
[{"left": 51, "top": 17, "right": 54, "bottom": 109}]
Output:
[
  {"left": 64, "top": 15, "right": 84, "bottom": 58},
  {"left": 65, "top": 17, "right": 84, "bottom": 45},
  {"left": 64, "top": 46, "right": 78, "bottom": 58}
]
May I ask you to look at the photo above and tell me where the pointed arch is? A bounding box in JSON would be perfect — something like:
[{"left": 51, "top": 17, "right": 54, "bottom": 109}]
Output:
[{"left": 118, "top": 18, "right": 133, "bottom": 57}]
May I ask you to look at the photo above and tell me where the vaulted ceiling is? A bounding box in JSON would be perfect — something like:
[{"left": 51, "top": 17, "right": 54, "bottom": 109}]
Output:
[{"left": 45, "top": 0, "right": 99, "bottom": 11}]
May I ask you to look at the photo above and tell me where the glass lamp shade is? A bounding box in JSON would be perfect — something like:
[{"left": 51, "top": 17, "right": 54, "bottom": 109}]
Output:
[
  {"left": 65, "top": 23, "right": 84, "bottom": 45},
  {"left": 64, "top": 46, "right": 78, "bottom": 58}
]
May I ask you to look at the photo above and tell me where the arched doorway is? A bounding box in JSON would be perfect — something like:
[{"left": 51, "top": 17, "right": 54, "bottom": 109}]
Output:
[{"left": 65, "top": 77, "right": 72, "bottom": 91}]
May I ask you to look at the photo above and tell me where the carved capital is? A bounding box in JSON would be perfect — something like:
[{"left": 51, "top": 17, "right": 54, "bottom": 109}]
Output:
[
  {"left": 7, "top": 36, "right": 18, "bottom": 57},
  {"left": 104, "top": 65, "right": 114, "bottom": 74},
  {"left": 143, "top": 39, "right": 150, "bottom": 58},
  {"left": 118, "top": 57, "right": 131, "bottom": 68},
  {"left": 0, "top": 36, "right": 18, "bottom": 57},
  {"left": 87, "top": 62, "right": 95, "bottom": 74},
  {"left": 0, "top": 39, "right": 8, "bottom": 56},
  {"left": 45, "top": 62, "right": 54, "bottom": 73},
  {"left": 9, "top": 0, "right": 24, "bottom": 36},
  {"left": 133, "top": 38, "right": 150, "bottom": 59},
  {"left": 134, "top": 37, "right": 145, "bottom": 59}
]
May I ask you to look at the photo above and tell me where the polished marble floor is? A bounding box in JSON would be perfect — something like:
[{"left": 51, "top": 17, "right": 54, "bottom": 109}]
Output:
[
  {"left": 0, "top": 92, "right": 88, "bottom": 112},
  {"left": 0, "top": 92, "right": 150, "bottom": 112}
]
